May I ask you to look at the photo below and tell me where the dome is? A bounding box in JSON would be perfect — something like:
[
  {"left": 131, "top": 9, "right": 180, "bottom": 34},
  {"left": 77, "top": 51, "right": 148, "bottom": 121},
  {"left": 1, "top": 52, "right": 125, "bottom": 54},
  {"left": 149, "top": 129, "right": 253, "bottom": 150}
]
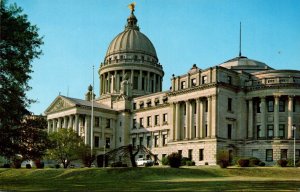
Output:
[
  {"left": 105, "top": 11, "right": 157, "bottom": 61},
  {"left": 219, "top": 56, "right": 273, "bottom": 73},
  {"left": 105, "top": 29, "right": 157, "bottom": 58}
]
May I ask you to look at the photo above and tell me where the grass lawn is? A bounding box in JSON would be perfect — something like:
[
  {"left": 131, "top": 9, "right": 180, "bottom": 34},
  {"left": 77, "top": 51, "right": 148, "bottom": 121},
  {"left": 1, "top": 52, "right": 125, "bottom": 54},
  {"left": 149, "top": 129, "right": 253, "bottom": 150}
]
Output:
[{"left": 0, "top": 166, "right": 300, "bottom": 191}]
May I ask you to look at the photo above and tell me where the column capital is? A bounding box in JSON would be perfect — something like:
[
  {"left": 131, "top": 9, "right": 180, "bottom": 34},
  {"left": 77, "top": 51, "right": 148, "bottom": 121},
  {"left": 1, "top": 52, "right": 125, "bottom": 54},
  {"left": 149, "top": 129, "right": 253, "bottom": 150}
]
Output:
[
  {"left": 288, "top": 95, "right": 295, "bottom": 99},
  {"left": 274, "top": 95, "right": 281, "bottom": 99}
]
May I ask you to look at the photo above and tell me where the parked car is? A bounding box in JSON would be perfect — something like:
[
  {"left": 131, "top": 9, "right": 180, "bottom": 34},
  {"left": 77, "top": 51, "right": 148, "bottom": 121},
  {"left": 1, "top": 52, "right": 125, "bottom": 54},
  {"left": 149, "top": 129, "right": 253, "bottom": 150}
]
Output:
[{"left": 136, "top": 158, "right": 154, "bottom": 166}]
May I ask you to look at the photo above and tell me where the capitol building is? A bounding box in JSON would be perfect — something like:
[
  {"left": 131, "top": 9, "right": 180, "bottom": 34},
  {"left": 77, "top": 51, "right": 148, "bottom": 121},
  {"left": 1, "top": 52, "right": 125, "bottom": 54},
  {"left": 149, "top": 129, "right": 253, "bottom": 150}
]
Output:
[{"left": 45, "top": 6, "right": 300, "bottom": 166}]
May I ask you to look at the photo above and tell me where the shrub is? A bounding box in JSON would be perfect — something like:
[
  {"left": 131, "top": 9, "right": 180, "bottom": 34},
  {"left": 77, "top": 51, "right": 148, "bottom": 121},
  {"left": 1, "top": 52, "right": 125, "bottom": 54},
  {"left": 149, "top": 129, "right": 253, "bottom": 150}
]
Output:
[
  {"left": 181, "top": 157, "right": 190, "bottom": 166},
  {"left": 161, "top": 157, "right": 169, "bottom": 165},
  {"left": 55, "top": 164, "right": 60, "bottom": 169},
  {"left": 111, "top": 162, "right": 123, "bottom": 167},
  {"left": 186, "top": 161, "right": 195, "bottom": 166},
  {"left": 35, "top": 160, "right": 44, "bottom": 169},
  {"left": 237, "top": 159, "right": 250, "bottom": 167},
  {"left": 3, "top": 164, "right": 10, "bottom": 168},
  {"left": 167, "top": 152, "right": 182, "bottom": 168},
  {"left": 277, "top": 159, "right": 288, "bottom": 167},
  {"left": 258, "top": 161, "right": 265, "bottom": 166},
  {"left": 217, "top": 150, "right": 229, "bottom": 168},
  {"left": 249, "top": 157, "right": 261, "bottom": 167},
  {"left": 26, "top": 164, "right": 32, "bottom": 169}
]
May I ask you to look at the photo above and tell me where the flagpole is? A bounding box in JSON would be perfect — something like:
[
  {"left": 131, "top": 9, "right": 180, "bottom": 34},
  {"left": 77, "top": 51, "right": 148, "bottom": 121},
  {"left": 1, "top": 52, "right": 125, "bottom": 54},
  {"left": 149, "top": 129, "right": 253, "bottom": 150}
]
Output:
[{"left": 91, "top": 65, "right": 94, "bottom": 156}]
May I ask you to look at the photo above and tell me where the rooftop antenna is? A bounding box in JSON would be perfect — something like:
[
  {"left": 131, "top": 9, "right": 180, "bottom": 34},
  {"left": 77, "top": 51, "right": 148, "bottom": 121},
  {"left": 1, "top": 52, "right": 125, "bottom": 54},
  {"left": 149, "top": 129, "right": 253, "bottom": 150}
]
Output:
[{"left": 239, "top": 22, "right": 242, "bottom": 57}]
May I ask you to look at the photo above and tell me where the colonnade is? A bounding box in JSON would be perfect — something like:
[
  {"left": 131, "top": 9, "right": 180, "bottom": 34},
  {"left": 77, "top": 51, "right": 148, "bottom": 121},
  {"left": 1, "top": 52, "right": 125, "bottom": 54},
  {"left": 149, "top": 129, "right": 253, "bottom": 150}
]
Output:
[
  {"left": 172, "top": 95, "right": 217, "bottom": 141},
  {"left": 247, "top": 95, "right": 297, "bottom": 139},
  {"left": 100, "top": 70, "right": 162, "bottom": 95}
]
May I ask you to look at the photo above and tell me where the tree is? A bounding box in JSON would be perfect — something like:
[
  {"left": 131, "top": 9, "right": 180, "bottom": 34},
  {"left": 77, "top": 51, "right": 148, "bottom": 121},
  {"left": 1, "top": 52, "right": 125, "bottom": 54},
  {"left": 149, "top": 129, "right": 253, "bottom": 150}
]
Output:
[
  {"left": 47, "top": 128, "right": 85, "bottom": 168},
  {"left": 167, "top": 152, "right": 182, "bottom": 168},
  {"left": 0, "top": 1, "right": 43, "bottom": 159},
  {"left": 79, "top": 145, "right": 96, "bottom": 167}
]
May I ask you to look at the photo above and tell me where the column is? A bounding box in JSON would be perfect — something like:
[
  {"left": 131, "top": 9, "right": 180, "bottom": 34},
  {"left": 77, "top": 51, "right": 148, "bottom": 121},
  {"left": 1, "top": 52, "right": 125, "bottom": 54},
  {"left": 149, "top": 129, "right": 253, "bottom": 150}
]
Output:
[
  {"left": 74, "top": 114, "right": 79, "bottom": 133},
  {"left": 116, "top": 71, "right": 120, "bottom": 92},
  {"left": 47, "top": 120, "right": 51, "bottom": 133},
  {"left": 170, "top": 103, "right": 175, "bottom": 141},
  {"left": 63, "top": 116, "right": 67, "bottom": 128},
  {"left": 84, "top": 115, "right": 91, "bottom": 145},
  {"left": 196, "top": 98, "right": 201, "bottom": 138},
  {"left": 138, "top": 70, "right": 142, "bottom": 91},
  {"left": 130, "top": 70, "right": 134, "bottom": 87},
  {"left": 57, "top": 118, "right": 62, "bottom": 129},
  {"left": 274, "top": 96, "right": 280, "bottom": 138},
  {"left": 107, "top": 72, "right": 111, "bottom": 93},
  {"left": 175, "top": 102, "right": 181, "bottom": 140},
  {"left": 53, "top": 119, "right": 57, "bottom": 132},
  {"left": 248, "top": 99, "right": 253, "bottom": 139},
  {"left": 260, "top": 97, "right": 266, "bottom": 138},
  {"left": 147, "top": 72, "right": 150, "bottom": 92},
  {"left": 100, "top": 75, "right": 103, "bottom": 95},
  {"left": 190, "top": 100, "right": 195, "bottom": 139},
  {"left": 211, "top": 95, "right": 217, "bottom": 138},
  {"left": 288, "top": 96, "right": 294, "bottom": 139},
  {"left": 68, "top": 115, "right": 73, "bottom": 129},
  {"left": 185, "top": 100, "right": 190, "bottom": 140},
  {"left": 207, "top": 97, "right": 212, "bottom": 137}
]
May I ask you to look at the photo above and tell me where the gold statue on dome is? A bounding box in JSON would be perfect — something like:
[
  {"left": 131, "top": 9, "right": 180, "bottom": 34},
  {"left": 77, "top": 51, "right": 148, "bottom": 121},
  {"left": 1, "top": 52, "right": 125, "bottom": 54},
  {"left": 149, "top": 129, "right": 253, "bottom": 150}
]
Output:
[{"left": 128, "top": 2, "right": 136, "bottom": 13}]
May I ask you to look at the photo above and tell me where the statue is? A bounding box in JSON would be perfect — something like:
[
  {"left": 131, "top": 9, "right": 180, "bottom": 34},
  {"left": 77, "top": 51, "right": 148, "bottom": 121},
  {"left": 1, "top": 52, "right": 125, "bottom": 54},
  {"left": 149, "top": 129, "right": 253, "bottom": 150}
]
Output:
[{"left": 128, "top": 2, "right": 136, "bottom": 13}]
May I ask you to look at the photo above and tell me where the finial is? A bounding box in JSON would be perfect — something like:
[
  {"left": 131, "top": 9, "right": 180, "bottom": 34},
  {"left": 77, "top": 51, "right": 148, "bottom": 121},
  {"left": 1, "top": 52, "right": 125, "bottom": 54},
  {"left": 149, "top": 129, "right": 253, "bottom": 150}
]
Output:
[
  {"left": 239, "top": 22, "right": 242, "bottom": 57},
  {"left": 128, "top": 2, "right": 136, "bottom": 14}
]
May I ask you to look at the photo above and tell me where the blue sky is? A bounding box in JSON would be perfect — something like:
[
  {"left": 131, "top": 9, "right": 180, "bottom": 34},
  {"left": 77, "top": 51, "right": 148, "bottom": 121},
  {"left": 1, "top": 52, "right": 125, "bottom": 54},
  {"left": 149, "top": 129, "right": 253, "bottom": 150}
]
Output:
[{"left": 11, "top": 0, "right": 300, "bottom": 115}]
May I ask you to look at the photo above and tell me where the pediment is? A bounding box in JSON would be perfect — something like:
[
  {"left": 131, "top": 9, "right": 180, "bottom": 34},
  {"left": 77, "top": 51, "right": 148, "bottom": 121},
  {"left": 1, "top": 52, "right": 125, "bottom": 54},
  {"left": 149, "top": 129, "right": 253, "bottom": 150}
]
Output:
[{"left": 45, "top": 96, "right": 75, "bottom": 114}]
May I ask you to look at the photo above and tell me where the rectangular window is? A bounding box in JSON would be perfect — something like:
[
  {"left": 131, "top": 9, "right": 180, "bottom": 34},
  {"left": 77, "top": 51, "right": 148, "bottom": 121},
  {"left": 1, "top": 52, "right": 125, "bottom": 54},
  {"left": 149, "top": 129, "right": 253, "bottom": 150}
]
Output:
[
  {"left": 132, "top": 138, "right": 136, "bottom": 147},
  {"left": 181, "top": 81, "right": 186, "bottom": 89},
  {"left": 268, "top": 100, "right": 274, "bottom": 112},
  {"left": 188, "top": 149, "right": 193, "bottom": 160},
  {"left": 280, "top": 149, "right": 287, "bottom": 160},
  {"left": 95, "top": 117, "right": 100, "bottom": 127},
  {"left": 155, "top": 115, "right": 160, "bottom": 126},
  {"left": 163, "top": 113, "right": 168, "bottom": 124},
  {"left": 257, "top": 125, "right": 262, "bottom": 138},
  {"left": 147, "top": 136, "right": 151, "bottom": 147},
  {"left": 293, "top": 100, "right": 296, "bottom": 112},
  {"left": 147, "top": 116, "right": 152, "bottom": 127},
  {"left": 142, "top": 77, "right": 145, "bottom": 90},
  {"left": 139, "top": 118, "right": 144, "bottom": 128},
  {"left": 227, "top": 76, "right": 232, "bottom": 85},
  {"left": 94, "top": 136, "right": 99, "bottom": 148},
  {"left": 139, "top": 137, "right": 143, "bottom": 146},
  {"left": 202, "top": 76, "right": 207, "bottom": 84},
  {"left": 267, "top": 124, "right": 274, "bottom": 139},
  {"left": 178, "top": 150, "right": 182, "bottom": 156},
  {"left": 133, "top": 118, "right": 136, "bottom": 129},
  {"left": 133, "top": 76, "right": 138, "bottom": 89},
  {"left": 106, "top": 137, "right": 110, "bottom": 148},
  {"left": 154, "top": 135, "right": 159, "bottom": 147},
  {"left": 228, "top": 98, "right": 232, "bottom": 111},
  {"left": 227, "top": 124, "right": 232, "bottom": 139},
  {"left": 191, "top": 78, "right": 197, "bottom": 87},
  {"left": 279, "top": 100, "right": 285, "bottom": 112},
  {"left": 279, "top": 124, "right": 285, "bottom": 138},
  {"left": 266, "top": 149, "right": 273, "bottom": 162},
  {"left": 162, "top": 135, "right": 167, "bottom": 146},
  {"left": 106, "top": 119, "right": 110, "bottom": 128},
  {"left": 252, "top": 149, "right": 259, "bottom": 158},
  {"left": 256, "top": 101, "right": 261, "bottom": 113},
  {"left": 133, "top": 103, "right": 136, "bottom": 110},
  {"left": 199, "top": 149, "right": 204, "bottom": 161}
]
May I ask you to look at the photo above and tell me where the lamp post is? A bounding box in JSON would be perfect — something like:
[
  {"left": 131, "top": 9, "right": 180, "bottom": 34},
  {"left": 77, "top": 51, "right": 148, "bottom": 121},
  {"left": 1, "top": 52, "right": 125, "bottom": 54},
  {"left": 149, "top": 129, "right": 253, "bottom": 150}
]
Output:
[{"left": 292, "top": 125, "right": 296, "bottom": 167}]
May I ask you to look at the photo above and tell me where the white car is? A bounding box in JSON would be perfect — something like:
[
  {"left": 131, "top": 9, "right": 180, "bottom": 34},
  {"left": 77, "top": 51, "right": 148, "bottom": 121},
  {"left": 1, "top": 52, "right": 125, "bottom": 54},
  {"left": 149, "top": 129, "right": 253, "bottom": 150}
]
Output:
[{"left": 136, "top": 158, "right": 154, "bottom": 166}]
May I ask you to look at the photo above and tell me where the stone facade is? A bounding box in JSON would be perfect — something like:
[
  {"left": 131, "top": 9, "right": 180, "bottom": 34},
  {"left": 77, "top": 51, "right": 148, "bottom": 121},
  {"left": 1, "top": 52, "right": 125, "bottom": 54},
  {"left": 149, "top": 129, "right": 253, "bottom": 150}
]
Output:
[{"left": 45, "top": 8, "right": 300, "bottom": 166}]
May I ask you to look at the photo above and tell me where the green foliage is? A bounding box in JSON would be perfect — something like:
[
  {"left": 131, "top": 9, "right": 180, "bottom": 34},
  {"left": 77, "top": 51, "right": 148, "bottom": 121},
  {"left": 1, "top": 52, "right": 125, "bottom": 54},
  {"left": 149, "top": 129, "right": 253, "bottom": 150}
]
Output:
[
  {"left": 161, "top": 156, "right": 169, "bottom": 165},
  {"left": 181, "top": 157, "right": 190, "bottom": 166},
  {"left": 167, "top": 152, "right": 182, "bottom": 168},
  {"left": 0, "top": 1, "right": 43, "bottom": 159},
  {"left": 79, "top": 146, "right": 96, "bottom": 167},
  {"left": 47, "top": 128, "right": 85, "bottom": 168},
  {"left": 258, "top": 162, "right": 265, "bottom": 166},
  {"left": 237, "top": 159, "right": 250, "bottom": 167},
  {"left": 217, "top": 150, "right": 230, "bottom": 168},
  {"left": 277, "top": 160, "right": 288, "bottom": 167},
  {"left": 249, "top": 157, "right": 261, "bottom": 167},
  {"left": 186, "top": 161, "right": 196, "bottom": 166}
]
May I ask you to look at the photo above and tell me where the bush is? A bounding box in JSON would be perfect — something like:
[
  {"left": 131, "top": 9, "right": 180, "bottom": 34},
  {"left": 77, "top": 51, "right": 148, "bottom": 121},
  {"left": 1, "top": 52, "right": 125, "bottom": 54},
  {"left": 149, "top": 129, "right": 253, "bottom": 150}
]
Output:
[
  {"left": 35, "top": 160, "right": 44, "bottom": 169},
  {"left": 277, "top": 159, "right": 288, "bottom": 167},
  {"left": 237, "top": 159, "right": 250, "bottom": 167},
  {"left": 26, "top": 164, "right": 32, "bottom": 169},
  {"left": 161, "top": 157, "right": 169, "bottom": 165},
  {"left": 186, "top": 161, "right": 195, "bottom": 166},
  {"left": 181, "top": 157, "right": 190, "bottom": 166},
  {"left": 249, "top": 157, "right": 261, "bottom": 167},
  {"left": 217, "top": 150, "right": 229, "bottom": 168},
  {"left": 167, "top": 152, "right": 182, "bottom": 168},
  {"left": 55, "top": 164, "right": 60, "bottom": 169},
  {"left": 3, "top": 164, "right": 10, "bottom": 168},
  {"left": 258, "top": 162, "right": 265, "bottom": 166},
  {"left": 111, "top": 162, "right": 123, "bottom": 167}
]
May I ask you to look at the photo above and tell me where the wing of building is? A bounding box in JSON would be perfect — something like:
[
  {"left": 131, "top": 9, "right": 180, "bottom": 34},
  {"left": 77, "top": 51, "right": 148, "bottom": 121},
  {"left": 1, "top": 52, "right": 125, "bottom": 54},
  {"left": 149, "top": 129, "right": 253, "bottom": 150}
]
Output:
[{"left": 45, "top": 7, "right": 300, "bottom": 166}]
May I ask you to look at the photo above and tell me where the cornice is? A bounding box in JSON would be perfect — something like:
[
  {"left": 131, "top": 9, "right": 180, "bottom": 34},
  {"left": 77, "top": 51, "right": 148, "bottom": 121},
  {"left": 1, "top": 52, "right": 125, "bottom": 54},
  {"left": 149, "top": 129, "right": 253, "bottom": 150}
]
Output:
[{"left": 246, "top": 83, "right": 300, "bottom": 92}]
